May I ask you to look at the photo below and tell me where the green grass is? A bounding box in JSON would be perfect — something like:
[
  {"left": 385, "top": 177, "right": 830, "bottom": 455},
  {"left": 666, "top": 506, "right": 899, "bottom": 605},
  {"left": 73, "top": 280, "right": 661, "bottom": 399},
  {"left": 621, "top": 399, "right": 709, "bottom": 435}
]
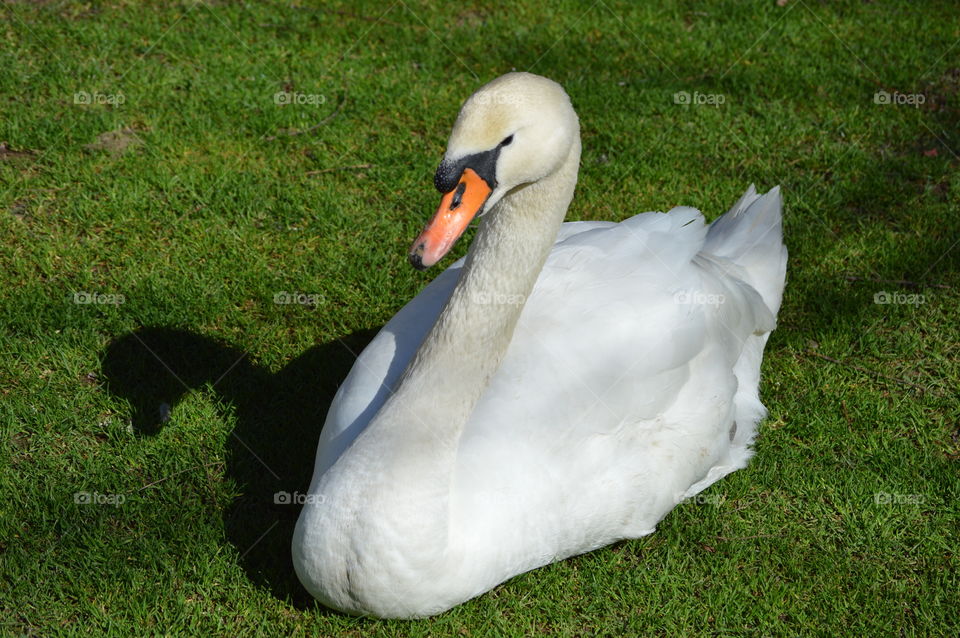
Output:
[{"left": 2, "top": 0, "right": 958, "bottom": 635}]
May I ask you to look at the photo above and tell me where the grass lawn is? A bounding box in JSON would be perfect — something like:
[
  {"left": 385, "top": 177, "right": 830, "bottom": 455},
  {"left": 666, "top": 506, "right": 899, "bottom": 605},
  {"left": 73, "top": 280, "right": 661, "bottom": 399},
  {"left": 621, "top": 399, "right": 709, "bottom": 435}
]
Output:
[{"left": 2, "top": 0, "right": 958, "bottom": 635}]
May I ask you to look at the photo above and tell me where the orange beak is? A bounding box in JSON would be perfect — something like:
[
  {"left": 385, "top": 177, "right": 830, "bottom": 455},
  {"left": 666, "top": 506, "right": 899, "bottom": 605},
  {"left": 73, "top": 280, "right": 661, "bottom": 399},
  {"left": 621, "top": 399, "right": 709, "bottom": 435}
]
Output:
[{"left": 409, "top": 168, "right": 493, "bottom": 270}]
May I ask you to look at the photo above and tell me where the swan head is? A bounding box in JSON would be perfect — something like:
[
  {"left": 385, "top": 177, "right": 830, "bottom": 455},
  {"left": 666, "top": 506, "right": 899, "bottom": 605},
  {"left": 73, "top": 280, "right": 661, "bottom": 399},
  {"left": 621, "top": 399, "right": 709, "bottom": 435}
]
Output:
[{"left": 409, "top": 72, "right": 579, "bottom": 270}]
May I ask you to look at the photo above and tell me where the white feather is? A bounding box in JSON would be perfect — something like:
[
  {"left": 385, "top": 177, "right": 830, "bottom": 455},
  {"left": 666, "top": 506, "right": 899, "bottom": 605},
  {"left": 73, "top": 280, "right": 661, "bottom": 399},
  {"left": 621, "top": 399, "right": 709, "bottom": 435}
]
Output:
[{"left": 293, "top": 73, "right": 787, "bottom": 618}]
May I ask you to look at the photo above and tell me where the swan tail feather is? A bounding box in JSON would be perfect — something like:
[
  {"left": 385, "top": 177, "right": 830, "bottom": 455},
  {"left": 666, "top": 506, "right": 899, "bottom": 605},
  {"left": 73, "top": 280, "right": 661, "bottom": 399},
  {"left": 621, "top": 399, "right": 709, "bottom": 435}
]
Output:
[{"left": 703, "top": 185, "right": 787, "bottom": 316}]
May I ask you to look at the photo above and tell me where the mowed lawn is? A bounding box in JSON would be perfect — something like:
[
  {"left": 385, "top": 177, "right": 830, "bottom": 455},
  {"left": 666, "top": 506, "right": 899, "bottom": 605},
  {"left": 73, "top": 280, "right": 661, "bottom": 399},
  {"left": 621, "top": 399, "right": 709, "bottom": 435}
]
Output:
[{"left": 2, "top": 0, "right": 958, "bottom": 635}]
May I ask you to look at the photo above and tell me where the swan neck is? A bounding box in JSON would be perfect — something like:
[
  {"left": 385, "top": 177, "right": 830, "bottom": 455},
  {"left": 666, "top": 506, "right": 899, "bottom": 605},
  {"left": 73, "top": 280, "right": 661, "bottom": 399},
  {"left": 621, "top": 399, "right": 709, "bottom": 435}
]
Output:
[{"left": 401, "top": 137, "right": 581, "bottom": 413}]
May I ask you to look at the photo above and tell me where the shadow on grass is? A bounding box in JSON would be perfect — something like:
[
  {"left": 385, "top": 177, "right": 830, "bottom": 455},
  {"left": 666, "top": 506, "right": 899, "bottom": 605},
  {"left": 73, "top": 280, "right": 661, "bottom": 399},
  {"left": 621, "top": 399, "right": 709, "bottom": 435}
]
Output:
[{"left": 100, "top": 325, "right": 380, "bottom": 610}]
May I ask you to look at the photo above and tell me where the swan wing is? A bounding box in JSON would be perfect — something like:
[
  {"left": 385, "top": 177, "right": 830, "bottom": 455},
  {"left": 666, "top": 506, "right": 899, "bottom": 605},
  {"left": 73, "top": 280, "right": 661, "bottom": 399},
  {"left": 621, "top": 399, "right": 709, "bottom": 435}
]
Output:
[{"left": 449, "top": 200, "right": 780, "bottom": 558}]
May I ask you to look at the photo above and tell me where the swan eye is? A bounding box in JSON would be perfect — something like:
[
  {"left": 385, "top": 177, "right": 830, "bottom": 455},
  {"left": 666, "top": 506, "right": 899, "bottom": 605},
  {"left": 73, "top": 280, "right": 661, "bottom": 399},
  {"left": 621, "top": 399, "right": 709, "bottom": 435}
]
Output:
[
  {"left": 500, "top": 135, "right": 513, "bottom": 147},
  {"left": 450, "top": 181, "right": 466, "bottom": 210}
]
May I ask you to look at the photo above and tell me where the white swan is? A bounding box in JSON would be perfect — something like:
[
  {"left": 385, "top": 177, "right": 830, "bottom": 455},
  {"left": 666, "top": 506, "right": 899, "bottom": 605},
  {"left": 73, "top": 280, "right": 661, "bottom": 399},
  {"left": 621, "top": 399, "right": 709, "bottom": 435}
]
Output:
[{"left": 292, "top": 72, "right": 787, "bottom": 618}]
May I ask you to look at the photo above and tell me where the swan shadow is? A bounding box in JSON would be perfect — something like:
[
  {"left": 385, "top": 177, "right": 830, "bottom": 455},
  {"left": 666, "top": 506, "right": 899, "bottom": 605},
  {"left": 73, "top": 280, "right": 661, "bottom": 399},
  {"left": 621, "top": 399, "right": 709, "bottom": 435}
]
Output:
[{"left": 100, "top": 325, "right": 381, "bottom": 610}]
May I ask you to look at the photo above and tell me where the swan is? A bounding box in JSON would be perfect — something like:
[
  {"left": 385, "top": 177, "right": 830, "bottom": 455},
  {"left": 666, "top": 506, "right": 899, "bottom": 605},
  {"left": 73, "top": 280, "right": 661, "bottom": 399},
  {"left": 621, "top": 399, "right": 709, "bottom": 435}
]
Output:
[{"left": 292, "top": 72, "right": 787, "bottom": 618}]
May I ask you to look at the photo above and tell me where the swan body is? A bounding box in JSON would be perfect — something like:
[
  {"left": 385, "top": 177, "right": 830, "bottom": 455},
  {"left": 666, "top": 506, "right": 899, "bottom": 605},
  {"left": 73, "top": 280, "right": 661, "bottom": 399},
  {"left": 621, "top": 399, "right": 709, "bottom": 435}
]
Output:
[{"left": 293, "top": 73, "right": 787, "bottom": 618}]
